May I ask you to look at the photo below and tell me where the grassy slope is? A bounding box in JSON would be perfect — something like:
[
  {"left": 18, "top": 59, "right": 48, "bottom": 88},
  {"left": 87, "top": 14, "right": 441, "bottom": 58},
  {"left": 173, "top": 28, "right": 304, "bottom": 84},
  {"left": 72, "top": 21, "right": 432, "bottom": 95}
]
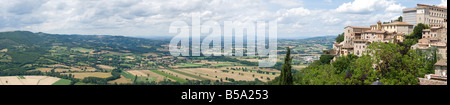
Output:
[
  {"left": 149, "top": 70, "right": 187, "bottom": 83},
  {"left": 166, "top": 69, "right": 209, "bottom": 80},
  {"left": 121, "top": 71, "right": 157, "bottom": 83},
  {"left": 52, "top": 79, "right": 72, "bottom": 85}
]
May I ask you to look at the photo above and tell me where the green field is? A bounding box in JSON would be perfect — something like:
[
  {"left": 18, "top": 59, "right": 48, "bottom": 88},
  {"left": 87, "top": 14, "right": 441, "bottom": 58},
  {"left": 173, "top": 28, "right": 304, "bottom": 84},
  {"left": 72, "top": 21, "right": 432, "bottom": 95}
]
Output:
[
  {"left": 120, "top": 64, "right": 134, "bottom": 68},
  {"left": 121, "top": 71, "right": 157, "bottom": 83},
  {"left": 136, "top": 76, "right": 157, "bottom": 83},
  {"left": 74, "top": 82, "right": 97, "bottom": 85},
  {"left": 52, "top": 79, "right": 72, "bottom": 85},
  {"left": 121, "top": 71, "right": 135, "bottom": 79},
  {"left": 179, "top": 63, "right": 203, "bottom": 68},
  {"left": 167, "top": 69, "right": 209, "bottom": 80},
  {"left": 71, "top": 47, "right": 94, "bottom": 52},
  {"left": 213, "top": 63, "right": 234, "bottom": 67},
  {"left": 149, "top": 70, "right": 187, "bottom": 83}
]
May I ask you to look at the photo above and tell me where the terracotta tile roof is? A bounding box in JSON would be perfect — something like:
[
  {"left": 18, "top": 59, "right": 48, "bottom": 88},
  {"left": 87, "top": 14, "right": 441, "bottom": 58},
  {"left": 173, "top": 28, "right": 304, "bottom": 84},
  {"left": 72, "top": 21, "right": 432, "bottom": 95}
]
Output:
[
  {"left": 435, "top": 59, "right": 447, "bottom": 66},
  {"left": 382, "top": 21, "right": 413, "bottom": 26},
  {"left": 346, "top": 26, "right": 370, "bottom": 29},
  {"left": 419, "top": 38, "right": 431, "bottom": 43}
]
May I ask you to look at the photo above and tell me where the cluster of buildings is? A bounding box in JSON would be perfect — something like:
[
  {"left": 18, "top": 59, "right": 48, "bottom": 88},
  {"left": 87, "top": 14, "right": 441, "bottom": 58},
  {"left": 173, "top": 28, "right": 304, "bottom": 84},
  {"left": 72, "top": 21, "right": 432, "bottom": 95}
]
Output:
[
  {"left": 324, "top": 4, "right": 447, "bottom": 85},
  {"left": 406, "top": 4, "right": 447, "bottom": 84},
  {"left": 329, "top": 21, "right": 413, "bottom": 57}
]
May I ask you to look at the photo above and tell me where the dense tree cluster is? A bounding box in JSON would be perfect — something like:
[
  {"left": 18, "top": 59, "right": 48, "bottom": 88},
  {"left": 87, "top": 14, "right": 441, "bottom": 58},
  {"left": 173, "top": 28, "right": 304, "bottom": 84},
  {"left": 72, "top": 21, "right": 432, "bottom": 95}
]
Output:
[
  {"left": 283, "top": 42, "right": 439, "bottom": 85},
  {"left": 335, "top": 32, "right": 345, "bottom": 43}
]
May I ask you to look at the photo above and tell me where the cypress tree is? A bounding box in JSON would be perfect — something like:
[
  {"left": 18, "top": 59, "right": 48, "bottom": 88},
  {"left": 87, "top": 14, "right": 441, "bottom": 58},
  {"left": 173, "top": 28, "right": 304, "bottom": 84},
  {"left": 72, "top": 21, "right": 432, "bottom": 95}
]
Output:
[
  {"left": 133, "top": 75, "right": 138, "bottom": 83},
  {"left": 279, "top": 47, "right": 293, "bottom": 85}
]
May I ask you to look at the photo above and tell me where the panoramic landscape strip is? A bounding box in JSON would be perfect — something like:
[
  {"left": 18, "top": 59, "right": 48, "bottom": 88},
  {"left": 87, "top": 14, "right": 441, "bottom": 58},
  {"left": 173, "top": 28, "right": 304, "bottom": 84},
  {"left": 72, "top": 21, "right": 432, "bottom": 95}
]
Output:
[{"left": 0, "top": 1, "right": 447, "bottom": 85}]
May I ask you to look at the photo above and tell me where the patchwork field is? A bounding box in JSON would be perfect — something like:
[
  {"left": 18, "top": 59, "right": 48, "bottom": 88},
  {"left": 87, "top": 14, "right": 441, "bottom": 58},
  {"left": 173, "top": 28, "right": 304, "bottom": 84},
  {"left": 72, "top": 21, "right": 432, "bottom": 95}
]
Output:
[
  {"left": 63, "top": 72, "right": 112, "bottom": 79},
  {"left": 174, "top": 68, "right": 278, "bottom": 82},
  {"left": 71, "top": 47, "right": 94, "bottom": 53},
  {"left": 52, "top": 79, "right": 72, "bottom": 85},
  {"left": 97, "top": 65, "right": 115, "bottom": 70},
  {"left": 237, "top": 58, "right": 260, "bottom": 62},
  {"left": 159, "top": 69, "right": 199, "bottom": 81},
  {"left": 31, "top": 67, "right": 97, "bottom": 72},
  {"left": 0, "top": 76, "right": 63, "bottom": 85},
  {"left": 220, "top": 66, "right": 280, "bottom": 73},
  {"left": 126, "top": 70, "right": 174, "bottom": 82},
  {"left": 108, "top": 75, "right": 132, "bottom": 84},
  {"left": 169, "top": 69, "right": 222, "bottom": 81}
]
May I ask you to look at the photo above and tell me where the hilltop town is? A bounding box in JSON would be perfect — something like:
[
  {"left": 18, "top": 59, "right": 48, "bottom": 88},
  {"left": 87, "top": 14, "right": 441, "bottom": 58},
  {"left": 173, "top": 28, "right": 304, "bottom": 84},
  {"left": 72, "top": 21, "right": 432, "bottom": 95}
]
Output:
[{"left": 324, "top": 4, "right": 447, "bottom": 85}]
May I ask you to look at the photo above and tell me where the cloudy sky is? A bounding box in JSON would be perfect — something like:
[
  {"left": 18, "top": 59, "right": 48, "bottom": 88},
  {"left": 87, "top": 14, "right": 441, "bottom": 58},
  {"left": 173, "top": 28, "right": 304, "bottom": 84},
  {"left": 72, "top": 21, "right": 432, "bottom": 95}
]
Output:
[{"left": 0, "top": 0, "right": 447, "bottom": 38}]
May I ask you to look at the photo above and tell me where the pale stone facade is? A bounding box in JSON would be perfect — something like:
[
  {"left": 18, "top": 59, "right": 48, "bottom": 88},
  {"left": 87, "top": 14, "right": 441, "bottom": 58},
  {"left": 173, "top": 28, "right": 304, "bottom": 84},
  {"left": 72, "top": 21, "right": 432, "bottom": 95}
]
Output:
[
  {"left": 404, "top": 4, "right": 447, "bottom": 27},
  {"left": 381, "top": 22, "right": 414, "bottom": 35},
  {"left": 332, "top": 21, "right": 410, "bottom": 57},
  {"left": 403, "top": 8, "right": 417, "bottom": 27}
]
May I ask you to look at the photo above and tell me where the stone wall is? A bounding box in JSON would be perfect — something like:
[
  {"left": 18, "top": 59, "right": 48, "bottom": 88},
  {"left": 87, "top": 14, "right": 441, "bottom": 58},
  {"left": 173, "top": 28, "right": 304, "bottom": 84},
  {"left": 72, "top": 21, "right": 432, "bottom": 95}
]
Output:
[{"left": 418, "top": 78, "right": 447, "bottom": 85}]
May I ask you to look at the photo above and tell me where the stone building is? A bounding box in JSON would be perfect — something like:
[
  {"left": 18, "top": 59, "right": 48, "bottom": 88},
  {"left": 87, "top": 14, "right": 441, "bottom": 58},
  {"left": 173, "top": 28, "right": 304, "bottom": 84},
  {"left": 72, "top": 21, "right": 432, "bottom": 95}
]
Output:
[
  {"left": 403, "top": 4, "right": 447, "bottom": 27},
  {"left": 411, "top": 19, "right": 447, "bottom": 59},
  {"left": 331, "top": 21, "right": 411, "bottom": 57},
  {"left": 419, "top": 59, "right": 447, "bottom": 85}
]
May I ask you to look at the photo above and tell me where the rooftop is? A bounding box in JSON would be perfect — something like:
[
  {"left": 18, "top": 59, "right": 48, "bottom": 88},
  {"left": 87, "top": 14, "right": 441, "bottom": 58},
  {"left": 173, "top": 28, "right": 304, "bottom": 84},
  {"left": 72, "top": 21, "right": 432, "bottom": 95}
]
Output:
[
  {"left": 435, "top": 59, "right": 447, "bottom": 67},
  {"left": 417, "top": 4, "right": 447, "bottom": 10},
  {"left": 345, "top": 26, "right": 370, "bottom": 29},
  {"left": 382, "top": 21, "right": 413, "bottom": 26}
]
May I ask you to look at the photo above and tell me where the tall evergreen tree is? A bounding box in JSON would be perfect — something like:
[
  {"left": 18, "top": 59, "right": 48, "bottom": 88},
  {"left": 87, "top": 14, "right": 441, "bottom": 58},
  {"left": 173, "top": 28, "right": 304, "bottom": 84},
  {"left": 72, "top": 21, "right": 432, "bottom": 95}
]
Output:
[
  {"left": 133, "top": 75, "right": 138, "bottom": 83},
  {"left": 279, "top": 47, "right": 293, "bottom": 85}
]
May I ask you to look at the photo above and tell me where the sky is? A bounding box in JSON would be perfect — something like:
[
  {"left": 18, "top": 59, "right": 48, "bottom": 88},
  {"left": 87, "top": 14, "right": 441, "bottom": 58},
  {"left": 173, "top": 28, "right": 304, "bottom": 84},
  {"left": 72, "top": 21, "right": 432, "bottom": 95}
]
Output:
[{"left": 0, "top": 0, "right": 447, "bottom": 38}]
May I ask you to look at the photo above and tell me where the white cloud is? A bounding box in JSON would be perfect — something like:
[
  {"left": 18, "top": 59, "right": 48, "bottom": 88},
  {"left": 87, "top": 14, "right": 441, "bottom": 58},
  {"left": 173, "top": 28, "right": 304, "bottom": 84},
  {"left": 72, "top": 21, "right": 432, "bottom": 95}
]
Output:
[
  {"left": 439, "top": 0, "right": 447, "bottom": 7},
  {"left": 335, "top": 0, "right": 402, "bottom": 14},
  {"left": 385, "top": 3, "right": 406, "bottom": 13},
  {"left": 269, "top": 0, "right": 303, "bottom": 8}
]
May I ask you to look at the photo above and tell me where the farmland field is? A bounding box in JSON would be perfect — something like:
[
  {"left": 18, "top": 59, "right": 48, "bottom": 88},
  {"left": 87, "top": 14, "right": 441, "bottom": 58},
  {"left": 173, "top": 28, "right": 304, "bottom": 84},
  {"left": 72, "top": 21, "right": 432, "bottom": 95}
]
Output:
[
  {"left": 71, "top": 47, "right": 95, "bottom": 53},
  {"left": 126, "top": 70, "right": 174, "bottom": 83},
  {"left": 0, "top": 76, "right": 62, "bottom": 85},
  {"left": 175, "top": 68, "right": 278, "bottom": 82},
  {"left": 179, "top": 63, "right": 203, "bottom": 68},
  {"left": 52, "top": 79, "right": 72, "bottom": 85},
  {"left": 166, "top": 69, "right": 209, "bottom": 80},
  {"left": 149, "top": 70, "right": 187, "bottom": 83},
  {"left": 97, "top": 65, "right": 115, "bottom": 70},
  {"left": 63, "top": 72, "right": 112, "bottom": 79},
  {"left": 0, "top": 31, "right": 340, "bottom": 85},
  {"left": 108, "top": 75, "right": 133, "bottom": 84}
]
